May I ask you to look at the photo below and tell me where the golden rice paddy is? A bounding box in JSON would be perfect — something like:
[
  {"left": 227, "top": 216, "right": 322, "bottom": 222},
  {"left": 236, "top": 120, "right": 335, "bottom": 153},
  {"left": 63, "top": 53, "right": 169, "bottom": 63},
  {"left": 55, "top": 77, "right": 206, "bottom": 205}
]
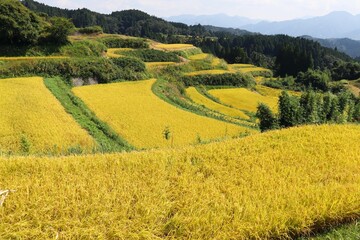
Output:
[
  {"left": 0, "top": 77, "right": 95, "bottom": 154},
  {"left": 73, "top": 79, "right": 250, "bottom": 148},
  {"left": 1, "top": 124, "right": 359, "bottom": 239}
]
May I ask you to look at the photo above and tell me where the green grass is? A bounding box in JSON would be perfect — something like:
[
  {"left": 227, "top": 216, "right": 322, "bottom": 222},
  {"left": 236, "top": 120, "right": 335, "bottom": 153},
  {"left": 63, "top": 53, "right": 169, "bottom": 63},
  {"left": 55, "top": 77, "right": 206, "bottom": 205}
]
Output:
[
  {"left": 301, "top": 221, "right": 360, "bottom": 240},
  {"left": 44, "top": 77, "right": 134, "bottom": 152}
]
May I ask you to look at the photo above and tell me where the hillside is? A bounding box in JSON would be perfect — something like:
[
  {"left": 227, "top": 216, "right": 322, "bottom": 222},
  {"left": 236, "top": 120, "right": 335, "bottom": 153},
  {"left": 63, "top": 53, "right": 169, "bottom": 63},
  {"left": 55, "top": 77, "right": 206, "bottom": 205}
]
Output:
[
  {"left": 20, "top": 0, "right": 354, "bottom": 78},
  {"left": 0, "top": 1, "right": 359, "bottom": 238},
  {"left": 1, "top": 125, "right": 360, "bottom": 239}
]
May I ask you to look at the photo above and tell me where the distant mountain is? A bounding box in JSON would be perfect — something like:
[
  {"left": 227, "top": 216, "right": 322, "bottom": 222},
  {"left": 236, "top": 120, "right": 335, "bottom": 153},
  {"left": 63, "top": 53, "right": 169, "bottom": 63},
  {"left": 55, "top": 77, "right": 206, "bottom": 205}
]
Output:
[
  {"left": 302, "top": 36, "right": 360, "bottom": 58},
  {"left": 166, "top": 14, "right": 259, "bottom": 28},
  {"left": 242, "top": 11, "right": 360, "bottom": 40}
]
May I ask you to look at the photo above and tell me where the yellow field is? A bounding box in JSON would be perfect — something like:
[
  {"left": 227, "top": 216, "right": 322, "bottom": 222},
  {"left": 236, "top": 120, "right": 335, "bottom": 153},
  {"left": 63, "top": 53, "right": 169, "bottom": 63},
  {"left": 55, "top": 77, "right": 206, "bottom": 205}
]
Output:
[
  {"left": 73, "top": 79, "right": 250, "bottom": 148},
  {"left": 153, "top": 43, "right": 196, "bottom": 51},
  {"left": 145, "top": 62, "right": 176, "bottom": 69},
  {"left": 211, "top": 57, "right": 222, "bottom": 66},
  {"left": 1, "top": 124, "right": 359, "bottom": 239},
  {"left": 189, "top": 53, "right": 209, "bottom": 60},
  {"left": 0, "top": 77, "right": 95, "bottom": 154},
  {"left": 185, "top": 69, "right": 231, "bottom": 76},
  {"left": 209, "top": 87, "right": 280, "bottom": 112},
  {"left": 106, "top": 48, "right": 133, "bottom": 58},
  {"left": 229, "top": 64, "right": 272, "bottom": 74},
  {"left": 186, "top": 87, "right": 250, "bottom": 119},
  {"left": 0, "top": 56, "right": 68, "bottom": 61}
]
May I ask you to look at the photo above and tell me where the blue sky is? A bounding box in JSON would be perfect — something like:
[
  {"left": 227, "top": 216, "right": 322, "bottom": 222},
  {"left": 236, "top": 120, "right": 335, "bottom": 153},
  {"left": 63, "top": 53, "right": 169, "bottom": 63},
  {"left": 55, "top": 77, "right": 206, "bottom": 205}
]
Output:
[{"left": 35, "top": 0, "right": 360, "bottom": 21}]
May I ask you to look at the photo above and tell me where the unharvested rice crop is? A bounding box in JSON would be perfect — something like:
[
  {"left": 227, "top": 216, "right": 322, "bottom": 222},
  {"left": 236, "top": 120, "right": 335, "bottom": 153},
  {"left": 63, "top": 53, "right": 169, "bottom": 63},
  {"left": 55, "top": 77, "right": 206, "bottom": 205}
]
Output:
[
  {"left": 73, "top": 79, "right": 249, "bottom": 148},
  {"left": 186, "top": 87, "right": 250, "bottom": 119},
  {"left": 145, "top": 62, "right": 176, "bottom": 69},
  {"left": 209, "top": 87, "right": 280, "bottom": 112},
  {"left": 185, "top": 69, "right": 231, "bottom": 76},
  {"left": 189, "top": 53, "right": 209, "bottom": 60},
  {"left": 0, "top": 77, "right": 95, "bottom": 154},
  {"left": 211, "top": 57, "right": 222, "bottom": 66},
  {"left": 106, "top": 48, "right": 133, "bottom": 58},
  {"left": 229, "top": 64, "right": 272, "bottom": 74},
  {"left": 153, "top": 43, "right": 196, "bottom": 51},
  {"left": 1, "top": 124, "right": 359, "bottom": 239},
  {"left": 0, "top": 56, "right": 68, "bottom": 61}
]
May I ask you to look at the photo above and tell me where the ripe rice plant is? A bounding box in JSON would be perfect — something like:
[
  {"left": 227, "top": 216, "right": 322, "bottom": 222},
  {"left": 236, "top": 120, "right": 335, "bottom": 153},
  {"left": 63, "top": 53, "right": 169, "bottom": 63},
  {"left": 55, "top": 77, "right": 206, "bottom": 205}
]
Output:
[
  {"left": 106, "top": 48, "right": 133, "bottom": 58},
  {"left": 0, "top": 77, "right": 95, "bottom": 154},
  {"left": 189, "top": 53, "right": 209, "bottom": 60},
  {"left": 0, "top": 56, "right": 68, "bottom": 61},
  {"left": 209, "top": 87, "right": 280, "bottom": 113},
  {"left": 154, "top": 43, "right": 195, "bottom": 51},
  {"left": 73, "top": 79, "right": 250, "bottom": 148},
  {"left": 186, "top": 87, "right": 250, "bottom": 119},
  {"left": 185, "top": 69, "right": 231, "bottom": 76},
  {"left": 0, "top": 124, "right": 359, "bottom": 239}
]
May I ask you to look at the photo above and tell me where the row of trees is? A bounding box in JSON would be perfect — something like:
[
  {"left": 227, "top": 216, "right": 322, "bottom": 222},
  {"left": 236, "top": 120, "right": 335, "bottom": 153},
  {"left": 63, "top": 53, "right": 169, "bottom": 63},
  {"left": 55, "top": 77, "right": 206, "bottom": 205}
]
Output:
[{"left": 257, "top": 91, "right": 360, "bottom": 132}]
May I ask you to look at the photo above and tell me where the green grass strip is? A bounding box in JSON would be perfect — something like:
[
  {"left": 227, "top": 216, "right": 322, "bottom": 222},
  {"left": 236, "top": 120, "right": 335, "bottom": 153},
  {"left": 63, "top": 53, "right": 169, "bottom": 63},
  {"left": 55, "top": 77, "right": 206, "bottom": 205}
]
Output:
[{"left": 44, "top": 77, "right": 134, "bottom": 153}]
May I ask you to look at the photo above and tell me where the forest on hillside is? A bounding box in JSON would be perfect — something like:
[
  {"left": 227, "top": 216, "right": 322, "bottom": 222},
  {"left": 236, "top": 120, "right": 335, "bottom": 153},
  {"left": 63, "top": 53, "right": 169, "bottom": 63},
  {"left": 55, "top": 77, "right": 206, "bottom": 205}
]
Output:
[{"left": 20, "top": 0, "right": 360, "bottom": 78}]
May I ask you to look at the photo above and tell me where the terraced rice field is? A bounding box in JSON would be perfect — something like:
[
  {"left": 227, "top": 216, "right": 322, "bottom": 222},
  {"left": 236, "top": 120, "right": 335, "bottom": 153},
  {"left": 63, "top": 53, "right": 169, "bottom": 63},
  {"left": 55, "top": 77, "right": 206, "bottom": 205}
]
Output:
[
  {"left": 1, "top": 124, "right": 359, "bottom": 239},
  {"left": 189, "top": 53, "right": 209, "bottom": 60},
  {"left": 185, "top": 69, "right": 231, "bottom": 76},
  {"left": 106, "top": 48, "right": 133, "bottom": 58},
  {"left": 145, "top": 62, "right": 176, "bottom": 69},
  {"left": 0, "top": 77, "right": 95, "bottom": 154},
  {"left": 153, "top": 43, "right": 196, "bottom": 51},
  {"left": 0, "top": 56, "right": 68, "bottom": 61},
  {"left": 73, "top": 79, "right": 250, "bottom": 148},
  {"left": 209, "top": 87, "right": 280, "bottom": 113},
  {"left": 229, "top": 64, "right": 272, "bottom": 74},
  {"left": 186, "top": 87, "right": 250, "bottom": 119}
]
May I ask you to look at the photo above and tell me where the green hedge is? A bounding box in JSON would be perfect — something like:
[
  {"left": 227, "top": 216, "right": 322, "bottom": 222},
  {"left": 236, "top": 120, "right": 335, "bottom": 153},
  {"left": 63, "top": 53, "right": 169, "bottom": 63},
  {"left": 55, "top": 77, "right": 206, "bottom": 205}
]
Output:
[
  {"left": 118, "top": 49, "right": 180, "bottom": 62},
  {"left": 100, "top": 37, "right": 149, "bottom": 49},
  {"left": 181, "top": 73, "right": 255, "bottom": 87},
  {"left": 111, "top": 57, "right": 146, "bottom": 72},
  {"left": 0, "top": 57, "right": 147, "bottom": 83},
  {"left": 59, "top": 40, "right": 107, "bottom": 57}
]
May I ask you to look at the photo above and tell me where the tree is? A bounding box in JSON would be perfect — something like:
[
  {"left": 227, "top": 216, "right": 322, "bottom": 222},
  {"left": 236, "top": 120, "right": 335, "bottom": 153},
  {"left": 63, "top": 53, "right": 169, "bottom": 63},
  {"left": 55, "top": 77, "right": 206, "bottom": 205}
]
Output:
[
  {"left": 278, "top": 91, "right": 300, "bottom": 128},
  {"left": 256, "top": 103, "right": 278, "bottom": 132},
  {"left": 44, "top": 17, "right": 75, "bottom": 44},
  {"left": 0, "top": 0, "right": 45, "bottom": 45}
]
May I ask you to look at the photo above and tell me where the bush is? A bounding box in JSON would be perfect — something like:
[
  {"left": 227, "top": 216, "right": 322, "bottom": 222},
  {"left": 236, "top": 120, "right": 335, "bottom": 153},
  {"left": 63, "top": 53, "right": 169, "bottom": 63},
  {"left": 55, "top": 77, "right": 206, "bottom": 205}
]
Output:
[
  {"left": 60, "top": 40, "right": 107, "bottom": 57},
  {"left": 100, "top": 37, "right": 149, "bottom": 49},
  {"left": 181, "top": 73, "right": 255, "bottom": 87},
  {"left": 78, "top": 26, "right": 103, "bottom": 35},
  {"left": 0, "top": 57, "right": 146, "bottom": 83},
  {"left": 111, "top": 57, "right": 146, "bottom": 72},
  {"left": 118, "top": 49, "right": 180, "bottom": 62}
]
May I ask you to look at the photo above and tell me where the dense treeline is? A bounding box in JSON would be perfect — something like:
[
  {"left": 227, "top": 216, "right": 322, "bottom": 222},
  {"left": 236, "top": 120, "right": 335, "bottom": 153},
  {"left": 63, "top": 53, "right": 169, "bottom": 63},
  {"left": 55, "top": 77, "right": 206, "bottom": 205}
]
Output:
[
  {"left": 257, "top": 91, "right": 360, "bottom": 132},
  {"left": 21, "top": 0, "right": 210, "bottom": 43},
  {"left": 193, "top": 34, "right": 352, "bottom": 77}
]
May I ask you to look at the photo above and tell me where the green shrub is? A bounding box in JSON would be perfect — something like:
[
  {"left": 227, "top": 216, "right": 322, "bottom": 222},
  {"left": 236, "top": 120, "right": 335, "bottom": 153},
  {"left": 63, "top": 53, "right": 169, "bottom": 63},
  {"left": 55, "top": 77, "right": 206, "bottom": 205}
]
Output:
[
  {"left": 60, "top": 40, "right": 107, "bottom": 57},
  {"left": 111, "top": 57, "right": 145, "bottom": 72},
  {"left": 181, "top": 73, "right": 255, "bottom": 87},
  {"left": 118, "top": 49, "right": 180, "bottom": 62},
  {"left": 100, "top": 37, "right": 149, "bottom": 48},
  {"left": 0, "top": 57, "right": 146, "bottom": 83},
  {"left": 78, "top": 26, "right": 103, "bottom": 35}
]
